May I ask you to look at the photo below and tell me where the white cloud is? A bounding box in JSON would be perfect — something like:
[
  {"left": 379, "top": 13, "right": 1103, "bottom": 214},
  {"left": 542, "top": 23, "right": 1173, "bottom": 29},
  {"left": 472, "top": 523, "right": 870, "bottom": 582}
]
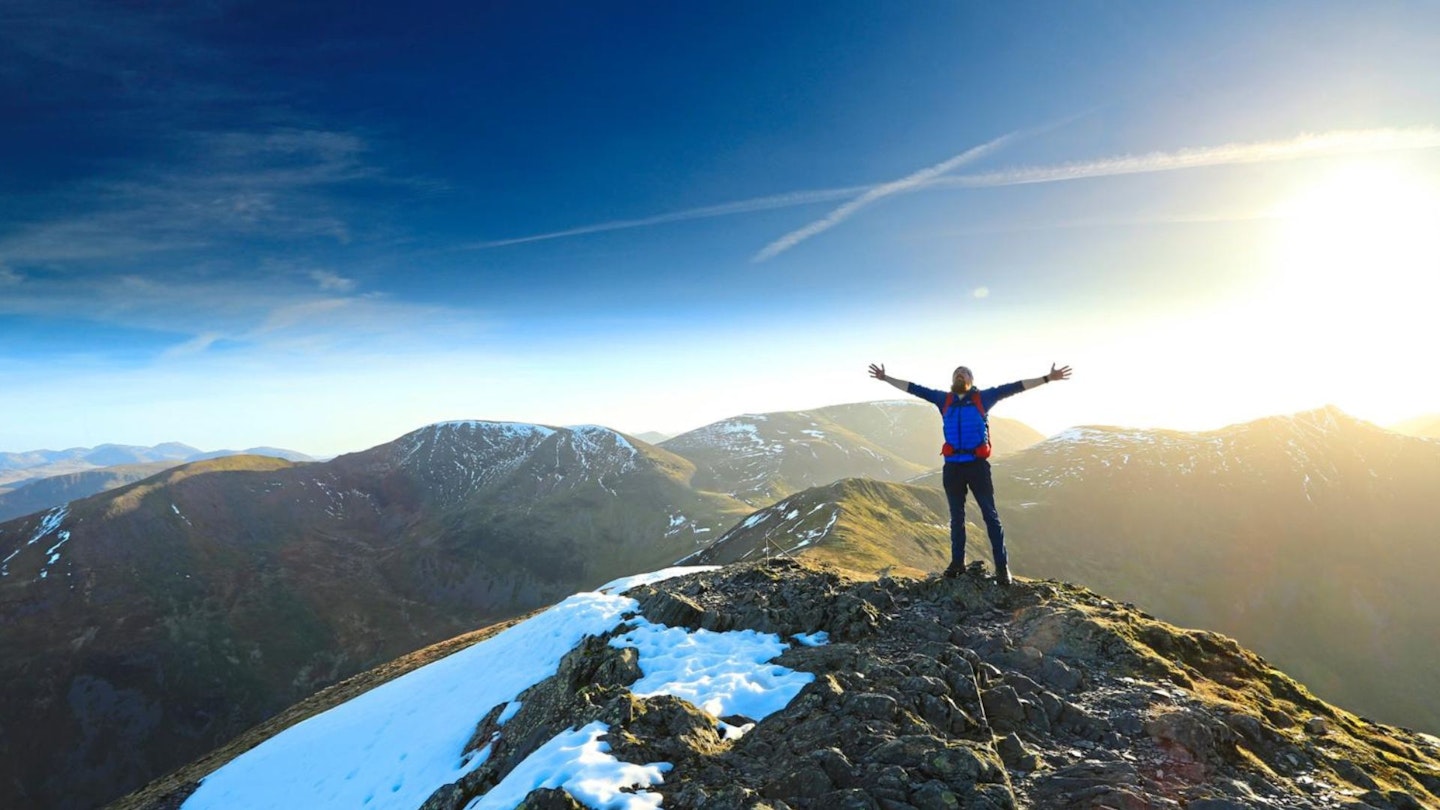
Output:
[
  {"left": 0, "top": 264, "right": 20, "bottom": 285},
  {"left": 309, "top": 270, "right": 357, "bottom": 292},
  {"left": 160, "top": 332, "right": 224, "bottom": 360}
]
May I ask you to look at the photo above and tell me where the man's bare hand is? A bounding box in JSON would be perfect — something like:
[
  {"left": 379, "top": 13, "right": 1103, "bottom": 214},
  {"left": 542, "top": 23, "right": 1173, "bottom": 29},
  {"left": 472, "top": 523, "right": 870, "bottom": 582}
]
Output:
[
  {"left": 1046, "top": 363, "right": 1073, "bottom": 382},
  {"left": 868, "top": 363, "right": 887, "bottom": 381}
]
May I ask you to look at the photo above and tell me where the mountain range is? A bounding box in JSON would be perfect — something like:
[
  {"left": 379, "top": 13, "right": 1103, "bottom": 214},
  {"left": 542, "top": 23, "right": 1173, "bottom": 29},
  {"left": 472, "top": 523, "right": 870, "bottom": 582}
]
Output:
[
  {"left": 4, "top": 401, "right": 1438, "bottom": 809},
  {"left": 0, "top": 420, "right": 758, "bottom": 809},
  {"left": 114, "top": 560, "right": 1440, "bottom": 810},
  {"left": 6, "top": 401, "right": 996, "bottom": 809},
  {"left": 658, "top": 400, "right": 1042, "bottom": 505}
]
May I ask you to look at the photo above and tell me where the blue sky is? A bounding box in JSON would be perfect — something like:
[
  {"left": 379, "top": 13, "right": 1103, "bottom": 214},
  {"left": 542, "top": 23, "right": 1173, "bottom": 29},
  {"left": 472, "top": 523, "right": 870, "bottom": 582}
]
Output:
[{"left": 4, "top": 1, "right": 1440, "bottom": 456}]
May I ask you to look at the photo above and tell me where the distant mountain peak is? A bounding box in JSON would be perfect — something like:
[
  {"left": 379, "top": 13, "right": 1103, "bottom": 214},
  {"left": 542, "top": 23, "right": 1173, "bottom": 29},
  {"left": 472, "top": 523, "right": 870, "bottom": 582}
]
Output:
[{"left": 410, "top": 420, "right": 559, "bottom": 440}]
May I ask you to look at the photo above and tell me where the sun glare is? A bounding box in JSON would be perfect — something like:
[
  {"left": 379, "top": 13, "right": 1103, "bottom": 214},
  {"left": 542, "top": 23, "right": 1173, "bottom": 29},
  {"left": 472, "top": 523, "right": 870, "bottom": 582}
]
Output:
[
  {"left": 1255, "top": 161, "right": 1440, "bottom": 421},
  {"left": 1271, "top": 162, "right": 1440, "bottom": 312}
]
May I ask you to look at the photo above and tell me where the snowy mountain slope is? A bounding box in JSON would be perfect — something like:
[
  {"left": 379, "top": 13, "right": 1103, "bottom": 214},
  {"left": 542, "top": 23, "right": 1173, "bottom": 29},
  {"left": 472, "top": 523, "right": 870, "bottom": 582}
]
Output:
[
  {"left": 117, "top": 560, "right": 1440, "bottom": 810},
  {"left": 0, "top": 424, "right": 751, "bottom": 810},
  {"left": 661, "top": 400, "right": 1042, "bottom": 505}
]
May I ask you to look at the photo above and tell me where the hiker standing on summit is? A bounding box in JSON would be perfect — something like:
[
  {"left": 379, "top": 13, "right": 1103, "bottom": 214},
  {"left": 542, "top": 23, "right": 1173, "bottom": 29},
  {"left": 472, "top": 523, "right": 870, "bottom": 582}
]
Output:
[{"left": 869, "top": 361, "right": 1072, "bottom": 585}]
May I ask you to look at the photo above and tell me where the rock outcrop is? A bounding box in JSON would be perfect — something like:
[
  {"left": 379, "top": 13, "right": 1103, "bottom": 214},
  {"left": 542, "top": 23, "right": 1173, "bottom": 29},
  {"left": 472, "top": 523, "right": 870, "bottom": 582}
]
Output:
[{"left": 414, "top": 560, "right": 1440, "bottom": 810}]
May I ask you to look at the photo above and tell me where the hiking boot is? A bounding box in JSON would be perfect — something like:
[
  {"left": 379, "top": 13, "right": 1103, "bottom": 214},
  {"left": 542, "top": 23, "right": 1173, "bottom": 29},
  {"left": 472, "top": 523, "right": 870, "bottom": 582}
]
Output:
[
  {"left": 994, "top": 566, "right": 1013, "bottom": 587},
  {"left": 942, "top": 562, "right": 964, "bottom": 579}
]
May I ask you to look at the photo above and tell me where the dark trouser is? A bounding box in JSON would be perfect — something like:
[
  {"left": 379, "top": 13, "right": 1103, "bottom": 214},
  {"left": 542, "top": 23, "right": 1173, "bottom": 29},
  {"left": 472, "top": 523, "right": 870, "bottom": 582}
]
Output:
[{"left": 942, "top": 459, "right": 1008, "bottom": 572}]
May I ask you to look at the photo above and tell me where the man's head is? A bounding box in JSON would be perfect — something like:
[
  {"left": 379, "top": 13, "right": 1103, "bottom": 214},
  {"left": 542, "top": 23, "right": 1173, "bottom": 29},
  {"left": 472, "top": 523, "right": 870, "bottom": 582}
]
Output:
[{"left": 951, "top": 365, "right": 974, "bottom": 394}]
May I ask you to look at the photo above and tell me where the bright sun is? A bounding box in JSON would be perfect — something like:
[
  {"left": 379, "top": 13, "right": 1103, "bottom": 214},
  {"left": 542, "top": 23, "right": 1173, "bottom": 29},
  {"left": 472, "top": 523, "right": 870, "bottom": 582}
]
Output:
[
  {"left": 1270, "top": 162, "right": 1440, "bottom": 312},
  {"left": 1254, "top": 160, "right": 1440, "bottom": 421}
]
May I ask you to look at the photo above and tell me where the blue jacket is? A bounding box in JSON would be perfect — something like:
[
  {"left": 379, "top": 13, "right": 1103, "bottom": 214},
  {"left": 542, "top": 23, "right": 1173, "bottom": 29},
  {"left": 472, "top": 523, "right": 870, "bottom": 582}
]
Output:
[{"left": 907, "top": 381, "right": 1027, "bottom": 463}]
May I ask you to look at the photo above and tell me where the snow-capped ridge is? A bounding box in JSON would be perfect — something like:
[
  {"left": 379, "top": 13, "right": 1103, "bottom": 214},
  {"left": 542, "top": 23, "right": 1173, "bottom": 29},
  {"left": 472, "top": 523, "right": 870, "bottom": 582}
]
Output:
[
  {"left": 178, "top": 565, "right": 823, "bottom": 810},
  {"left": 390, "top": 419, "right": 652, "bottom": 504}
]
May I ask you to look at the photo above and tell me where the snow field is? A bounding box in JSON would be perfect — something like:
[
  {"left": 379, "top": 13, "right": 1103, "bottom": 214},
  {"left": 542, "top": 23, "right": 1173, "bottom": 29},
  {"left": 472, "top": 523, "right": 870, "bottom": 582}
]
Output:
[{"left": 182, "top": 565, "right": 825, "bottom": 810}]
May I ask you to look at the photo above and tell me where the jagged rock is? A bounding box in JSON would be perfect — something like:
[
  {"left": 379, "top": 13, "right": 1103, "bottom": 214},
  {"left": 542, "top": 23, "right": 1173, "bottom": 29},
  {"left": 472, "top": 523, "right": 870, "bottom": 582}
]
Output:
[
  {"left": 819, "top": 788, "right": 881, "bottom": 810},
  {"left": 762, "top": 765, "right": 834, "bottom": 800},
  {"left": 633, "top": 587, "right": 708, "bottom": 629},
  {"left": 515, "top": 787, "right": 585, "bottom": 809},
  {"left": 1034, "top": 759, "right": 1141, "bottom": 799},
  {"left": 909, "top": 780, "right": 962, "bottom": 810},
  {"left": 980, "top": 685, "right": 1027, "bottom": 731},
  {"left": 1333, "top": 757, "right": 1381, "bottom": 790},
  {"left": 1144, "top": 707, "right": 1236, "bottom": 768},
  {"left": 996, "top": 732, "right": 1041, "bottom": 772},
  {"left": 847, "top": 692, "right": 900, "bottom": 721},
  {"left": 1307, "top": 715, "right": 1331, "bottom": 735},
  {"left": 418, "top": 783, "right": 466, "bottom": 810}
]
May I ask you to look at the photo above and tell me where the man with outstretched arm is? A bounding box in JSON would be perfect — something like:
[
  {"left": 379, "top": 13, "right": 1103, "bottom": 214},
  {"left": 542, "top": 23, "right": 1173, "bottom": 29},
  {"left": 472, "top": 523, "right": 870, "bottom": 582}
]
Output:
[{"left": 868, "top": 361, "right": 1072, "bottom": 585}]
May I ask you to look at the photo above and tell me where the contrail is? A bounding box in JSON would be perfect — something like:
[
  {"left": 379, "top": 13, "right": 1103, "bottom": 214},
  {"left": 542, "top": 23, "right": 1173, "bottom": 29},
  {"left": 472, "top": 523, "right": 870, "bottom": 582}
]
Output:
[
  {"left": 463, "top": 186, "right": 866, "bottom": 250},
  {"left": 465, "top": 127, "right": 1440, "bottom": 253},
  {"left": 933, "top": 127, "right": 1440, "bottom": 189},
  {"left": 751, "top": 132, "right": 1019, "bottom": 263}
]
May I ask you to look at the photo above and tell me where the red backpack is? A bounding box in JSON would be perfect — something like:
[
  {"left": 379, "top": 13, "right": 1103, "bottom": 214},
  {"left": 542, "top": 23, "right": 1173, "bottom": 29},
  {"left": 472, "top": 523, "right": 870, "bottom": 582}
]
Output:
[{"left": 941, "top": 390, "right": 992, "bottom": 459}]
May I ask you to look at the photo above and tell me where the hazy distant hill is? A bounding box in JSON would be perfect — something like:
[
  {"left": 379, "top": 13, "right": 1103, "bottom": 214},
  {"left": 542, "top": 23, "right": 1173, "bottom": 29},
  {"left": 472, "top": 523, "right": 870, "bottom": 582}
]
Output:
[
  {"left": 661, "top": 400, "right": 1043, "bottom": 504},
  {"left": 877, "top": 407, "right": 1440, "bottom": 735},
  {"left": 990, "top": 407, "right": 1440, "bottom": 736},
  {"left": 0, "top": 422, "right": 750, "bottom": 810},
  {"left": 1392, "top": 414, "right": 1440, "bottom": 439},
  {"left": 0, "top": 443, "right": 314, "bottom": 492},
  {"left": 0, "top": 462, "right": 180, "bottom": 523}
]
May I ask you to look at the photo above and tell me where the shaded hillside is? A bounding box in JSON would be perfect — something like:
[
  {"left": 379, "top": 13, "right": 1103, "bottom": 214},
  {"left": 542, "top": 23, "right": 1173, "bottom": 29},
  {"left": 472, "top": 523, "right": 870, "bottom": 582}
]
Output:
[
  {"left": 0, "top": 422, "right": 750, "bottom": 810},
  {"left": 925, "top": 407, "right": 1440, "bottom": 737},
  {"left": 684, "top": 478, "right": 973, "bottom": 577},
  {"left": 661, "top": 400, "right": 1042, "bottom": 505},
  {"left": 0, "top": 461, "right": 181, "bottom": 522},
  {"left": 119, "top": 560, "right": 1440, "bottom": 810}
]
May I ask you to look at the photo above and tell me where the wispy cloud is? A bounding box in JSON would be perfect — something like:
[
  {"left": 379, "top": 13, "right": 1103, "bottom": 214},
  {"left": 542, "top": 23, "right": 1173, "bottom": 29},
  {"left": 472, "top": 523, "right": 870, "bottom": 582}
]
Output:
[
  {"left": 751, "top": 132, "right": 1019, "bottom": 262},
  {"left": 0, "top": 264, "right": 20, "bottom": 285},
  {"left": 0, "top": 128, "right": 380, "bottom": 263},
  {"left": 0, "top": 269, "right": 480, "bottom": 362},
  {"left": 932, "top": 127, "right": 1440, "bottom": 189}
]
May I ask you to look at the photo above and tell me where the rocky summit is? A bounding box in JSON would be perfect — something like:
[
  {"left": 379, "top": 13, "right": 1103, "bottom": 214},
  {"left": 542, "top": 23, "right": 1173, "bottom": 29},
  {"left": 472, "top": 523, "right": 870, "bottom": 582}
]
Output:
[
  {"left": 454, "top": 562, "right": 1440, "bottom": 809},
  {"left": 130, "top": 559, "right": 1440, "bottom": 810}
]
